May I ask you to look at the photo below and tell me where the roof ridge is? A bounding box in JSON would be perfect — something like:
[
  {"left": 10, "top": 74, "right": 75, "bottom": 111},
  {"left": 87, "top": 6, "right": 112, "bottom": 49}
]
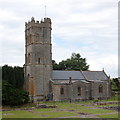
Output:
[
  {"left": 102, "top": 70, "right": 110, "bottom": 79},
  {"left": 80, "top": 71, "right": 88, "bottom": 80}
]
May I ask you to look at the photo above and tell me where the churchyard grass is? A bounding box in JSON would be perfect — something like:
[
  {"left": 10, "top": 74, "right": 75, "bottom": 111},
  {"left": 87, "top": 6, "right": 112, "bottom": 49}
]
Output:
[
  {"left": 76, "top": 108, "right": 114, "bottom": 114},
  {"left": 94, "top": 103, "right": 118, "bottom": 107},
  {"left": 2, "top": 95, "right": 119, "bottom": 118},
  {"left": 3, "top": 110, "right": 78, "bottom": 118},
  {"left": 97, "top": 113, "right": 119, "bottom": 118},
  {"left": 3, "top": 110, "right": 41, "bottom": 118}
]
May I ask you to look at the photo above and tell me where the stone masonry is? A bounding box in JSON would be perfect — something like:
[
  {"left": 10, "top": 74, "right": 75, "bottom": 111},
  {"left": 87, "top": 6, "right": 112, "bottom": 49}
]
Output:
[{"left": 24, "top": 17, "right": 52, "bottom": 102}]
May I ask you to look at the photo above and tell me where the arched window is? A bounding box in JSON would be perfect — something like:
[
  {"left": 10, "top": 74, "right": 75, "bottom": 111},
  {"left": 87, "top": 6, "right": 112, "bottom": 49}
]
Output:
[
  {"left": 99, "top": 84, "right": 103, "bottom": 93},
  {"left": 60, "top": 87, "right": 64, "bottom": 95},
  {"left": 78, "top": 87, "right": 82, "bottom": 96}
]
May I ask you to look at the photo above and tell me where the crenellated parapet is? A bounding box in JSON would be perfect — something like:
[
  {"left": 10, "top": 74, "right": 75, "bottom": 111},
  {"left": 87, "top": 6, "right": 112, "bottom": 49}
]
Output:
[
  {"left": 25, "top": 17, "right": 51, "bottom": 29},
  {"left": 25, "top": 17, "right": 52, "bottom": 46}
]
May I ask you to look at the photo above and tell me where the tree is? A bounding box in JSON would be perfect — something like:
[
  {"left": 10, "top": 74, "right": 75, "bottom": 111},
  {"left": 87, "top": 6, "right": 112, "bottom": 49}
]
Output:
[
  {"left": 113, "top": 78, "right": 120, "bottom": 89},
  {"left": 2, "top": 65, "right": 29, "bottom": 105},
  {"left": 2, "top": 65, "right": 24, "bottom": 89},
  {"left": 52, "top": 60, "right": 59, "bottom": 70},
  {"left": 53, "top": 53, "right": 89, "bottom": 71},
  {"left": 2, "top": 81, "right": 29, "bottom": 105},
  {"left": 14, "top": 66, "right": 24, "bottom": 89}
]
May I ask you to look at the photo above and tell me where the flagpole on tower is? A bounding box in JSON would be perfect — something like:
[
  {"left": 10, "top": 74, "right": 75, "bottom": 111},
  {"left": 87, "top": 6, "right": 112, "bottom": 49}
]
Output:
[{"left": 45, "top": 6, "right": 46, "bottom": 18}]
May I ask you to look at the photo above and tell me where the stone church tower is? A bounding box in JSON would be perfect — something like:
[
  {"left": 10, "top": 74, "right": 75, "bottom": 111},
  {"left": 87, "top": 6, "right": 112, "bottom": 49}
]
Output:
[{"left": 24, "top": 17, "right": 52, "bottom": 102}]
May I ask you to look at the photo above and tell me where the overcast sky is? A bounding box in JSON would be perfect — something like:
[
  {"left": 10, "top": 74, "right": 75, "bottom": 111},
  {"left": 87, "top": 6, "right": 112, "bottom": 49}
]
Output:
[{"left": 0, "top": 0, "right": 118, "bottom": 77}]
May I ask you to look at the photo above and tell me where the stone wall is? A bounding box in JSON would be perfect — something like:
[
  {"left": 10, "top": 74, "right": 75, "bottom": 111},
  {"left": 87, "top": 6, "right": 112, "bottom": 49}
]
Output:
[
  {"left": 52, "top": 80, "right": 111, "bottom": 101},
  {"left": 91, "top": 81, "right": 111, "bottom": 99},
  {"left": 52, "top": 81, "right": 91, "bottom": 101}
]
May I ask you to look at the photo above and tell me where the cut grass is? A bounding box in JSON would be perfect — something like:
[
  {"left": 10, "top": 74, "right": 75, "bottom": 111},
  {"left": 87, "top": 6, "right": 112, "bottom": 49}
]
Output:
[
  {"left": 33, "top": 108, "right": 55, "bottom": 112},
  {"left": 54, "top": 103, "right": 90, "bottom": 112},
  {"left": 2, "top": 110, "right": 40, "bottom": 118},
  {"left": 2, "top": 106, "right": 116, "bottom": 118},
  {"left": 77, "top": 108, "right": 115, "bottom": 114},
  {"left": 0, "top": 111, "right": 2, "bottom": 119},
  {"left": 57, "top": 118, "right": 99, "bottom": 120},
  {"left": 39, "top": 111, "right": 78, "bottom": 118},
  {"left": 94, "top": 104, "right": 119, "bottom": 107},
  {"left": 2, "top": 95, "right": 119, "bottom": 119},
  {"left": 100, "top": 94, "right": 119, "bottom": 102},
  {"left": 97, "top": 113, "right": 119, "bottom": 118},
  {"left": 56, "top": 103, "right": 76, "bottom": 109},
  {"left": 2, "top": 110, "right": 79, "bottom": 118}
]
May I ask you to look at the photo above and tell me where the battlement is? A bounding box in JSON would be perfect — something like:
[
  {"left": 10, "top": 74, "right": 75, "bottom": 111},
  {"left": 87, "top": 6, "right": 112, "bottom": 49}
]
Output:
[{"left": 25, "top": 17, "right": 51, "bottom": 29}]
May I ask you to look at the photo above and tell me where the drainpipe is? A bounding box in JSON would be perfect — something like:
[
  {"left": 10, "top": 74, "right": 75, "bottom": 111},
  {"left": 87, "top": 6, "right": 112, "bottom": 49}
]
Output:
[{"left": 69, "top": 77, "right": 72, "bottom": 102}]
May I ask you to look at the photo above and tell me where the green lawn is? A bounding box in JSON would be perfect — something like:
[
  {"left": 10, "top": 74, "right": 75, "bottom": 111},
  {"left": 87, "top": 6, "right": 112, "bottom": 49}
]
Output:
[
  {"left": 3, "top": 110, "right": 78, "bottom": 118},
  {"left": 39, "top": 111, "right": 78, "bottom": 118},
  {"left": 2, "top": 95, "right": 119, "bottom": 118},
  {"left": 94, "top": 103, "right": 119, "bottom": 107},
  {"left": 97, "top": 113, "right": 119, "bottom": 118},
  {"left": 77, "top": 108, "right": 114, "bottom": 114},
  {"left": 2, "top": 104, "right": 118, "bottom": 118},
  {"left": 3, "top": 110, "right": 40, "bottom": 118}
]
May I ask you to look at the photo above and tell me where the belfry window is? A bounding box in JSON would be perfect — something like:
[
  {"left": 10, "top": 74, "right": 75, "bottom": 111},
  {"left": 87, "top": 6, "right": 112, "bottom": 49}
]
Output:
[
  {"left": 38, "top": 58, "right": 41, "bottom": 64},
  {"left": 78, "top": 87, "right": 81, "bottom": 96},
  {"left": 60, "top": 88, "right": 64, "bottom": 95},
  {"left": 99, "top": 84, "right": 103, "bottom": 93},
  {"left": 28, "top": 53, "right": 31, "bottom": 63}
]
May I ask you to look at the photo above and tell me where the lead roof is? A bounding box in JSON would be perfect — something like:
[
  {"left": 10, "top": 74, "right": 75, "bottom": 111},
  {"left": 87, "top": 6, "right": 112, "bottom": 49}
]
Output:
[
  {"left": 52, "top": 70, "right": 85, "bottom": 80},
  {"left": 52, "top": 70, "right": 109, "bottom": 81},
  {"left": 82, "top": 71, "right": 109, "bottom": 80}
]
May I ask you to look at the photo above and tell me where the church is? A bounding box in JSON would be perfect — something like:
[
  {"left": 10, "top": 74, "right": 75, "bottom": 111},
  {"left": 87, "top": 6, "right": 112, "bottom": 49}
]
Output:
[{"left": 24, "top": 17, "right": 111, "bottom": 102}]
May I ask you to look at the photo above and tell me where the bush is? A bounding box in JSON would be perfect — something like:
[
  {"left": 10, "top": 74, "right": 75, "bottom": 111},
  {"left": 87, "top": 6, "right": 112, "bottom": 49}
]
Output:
[
  {"left": 112, "top": 88, "right": 120, "bottom": 91},
  {"left": 2, "top": 81, "right": 29, "bottom": 106}
]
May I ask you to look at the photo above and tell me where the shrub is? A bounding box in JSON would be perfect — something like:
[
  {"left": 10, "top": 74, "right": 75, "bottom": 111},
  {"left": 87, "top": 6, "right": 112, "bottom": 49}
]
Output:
[{"left": 2, "top": 81, "right": 29, "bottom": 106}]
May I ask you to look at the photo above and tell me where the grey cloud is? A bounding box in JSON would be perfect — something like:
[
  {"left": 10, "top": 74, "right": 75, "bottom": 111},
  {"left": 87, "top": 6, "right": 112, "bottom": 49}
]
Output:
[{"left": 0, "top": 0, "right": 118, "bottom": 77}]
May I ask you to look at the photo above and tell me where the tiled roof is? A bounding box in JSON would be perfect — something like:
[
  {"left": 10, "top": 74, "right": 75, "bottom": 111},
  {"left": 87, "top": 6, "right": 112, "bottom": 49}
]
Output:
[
  {"left": 82, "top": 71, "right": 109, "bottom": 80},
  {"left": 52, "top": 70, "right": 85, "bottom": 80}
]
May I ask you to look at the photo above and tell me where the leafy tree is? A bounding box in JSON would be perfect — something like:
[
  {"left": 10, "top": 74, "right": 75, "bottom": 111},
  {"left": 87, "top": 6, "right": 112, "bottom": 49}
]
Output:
[
  {"left": 2, "top": 81, "right": 29, "bottom": 106},
  {"left": 14, "top": 66, "right": 24, "bottom": 89},
  {"left": 113, "top": 78, "right": 120, "bottom": 89},
  {"left": 2, "top": 65, "right": 24, "bottom": 89},
  {"left": 2, "top": 65, "right": 29, "bottom": 105},
  {"left": 53, "top": 53, "right": 89, "bottom": 71},
  {"left": 2, "top": 65, "right": 14, "bottom": 84},
  {"left": 52, "top": 60, "right": 59, "bottom": 70}
]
